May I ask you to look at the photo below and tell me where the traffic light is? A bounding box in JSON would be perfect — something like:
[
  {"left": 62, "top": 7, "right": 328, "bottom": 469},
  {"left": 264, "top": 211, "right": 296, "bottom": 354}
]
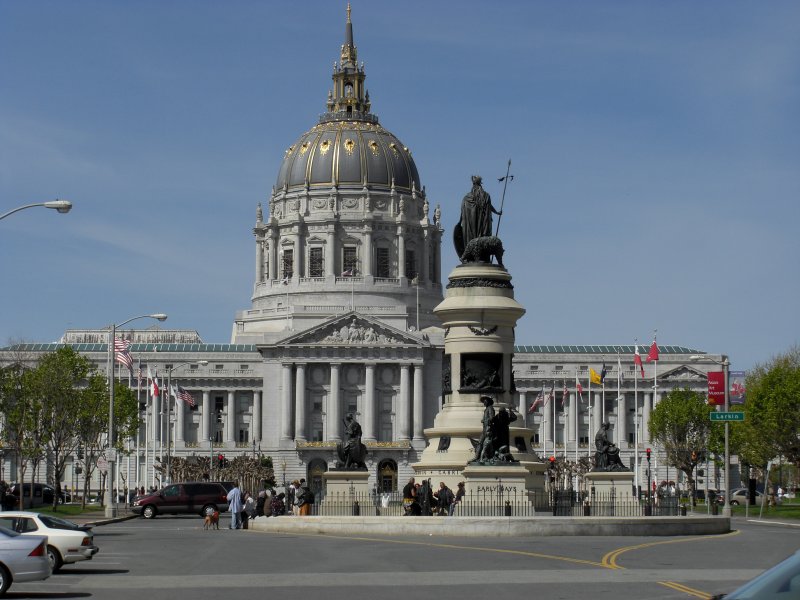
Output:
[
  {"left": 691, "top": 450, "right": 697, "bottom": 462},
  {"left": 646, "top": 448, "right": 651, "bottom": 461},
  {"left": 217, "top": 454, "right": 225, "bottom": 468}
]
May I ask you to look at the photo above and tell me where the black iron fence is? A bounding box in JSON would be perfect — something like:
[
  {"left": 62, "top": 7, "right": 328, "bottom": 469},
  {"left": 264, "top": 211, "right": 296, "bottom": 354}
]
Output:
[{"left": 299, "top": 489, "right": 683, "bottom": 517}]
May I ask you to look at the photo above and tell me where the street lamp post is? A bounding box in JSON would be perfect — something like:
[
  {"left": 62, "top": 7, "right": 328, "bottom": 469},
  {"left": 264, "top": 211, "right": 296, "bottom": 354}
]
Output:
[
  {"left": 690, "top": 354, "right": 732, "bottom": 518},
  {"left": 106, "top": 313, "right": 167, "bottom": 518},
  {"left": 165, "top": 360, "right": 208, "bottom": 485},
  {"left": 0, "top": 200, "right": 72, "bottom": 221}
]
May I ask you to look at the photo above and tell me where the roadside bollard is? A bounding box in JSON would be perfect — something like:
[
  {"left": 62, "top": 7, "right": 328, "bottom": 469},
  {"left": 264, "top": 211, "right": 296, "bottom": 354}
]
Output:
[
  {"left": 680, "top": 505, "right": 687, "bottom": 516},
  {"left": 504, "top": 501, "right": 511, "bottom": 517}
]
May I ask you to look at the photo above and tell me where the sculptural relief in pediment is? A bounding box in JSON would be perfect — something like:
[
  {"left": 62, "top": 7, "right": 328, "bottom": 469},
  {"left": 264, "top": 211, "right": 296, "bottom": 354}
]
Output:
[{"left": 291, "top": 317, "right": 410, "bottom": 346}]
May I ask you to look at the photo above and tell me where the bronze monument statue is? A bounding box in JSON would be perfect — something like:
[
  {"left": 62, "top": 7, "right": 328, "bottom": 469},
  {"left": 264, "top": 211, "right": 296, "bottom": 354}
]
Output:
[
  {"left": 471, "top": 396, "right": 519, "bottom": 465},
  {"left": 592, "top": 422, "right": 629, "bottom": 472},
  {"left": 336, "top": 413, "right": 368, "bottom": 469},
  {"left": 453, "top": 175, "right": 503, "bottom": 262}
]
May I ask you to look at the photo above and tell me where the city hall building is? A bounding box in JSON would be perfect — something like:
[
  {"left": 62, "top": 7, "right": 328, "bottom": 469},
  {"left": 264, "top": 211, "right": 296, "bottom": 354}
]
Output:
[{"left": 0, "top": 9, "right": 730, "bottom": 496}]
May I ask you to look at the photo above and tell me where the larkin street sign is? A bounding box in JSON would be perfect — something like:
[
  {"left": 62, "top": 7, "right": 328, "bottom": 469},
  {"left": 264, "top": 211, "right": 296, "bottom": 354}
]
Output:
[{"left": 710, "top": 412, "right": 745, "bottom": 422}]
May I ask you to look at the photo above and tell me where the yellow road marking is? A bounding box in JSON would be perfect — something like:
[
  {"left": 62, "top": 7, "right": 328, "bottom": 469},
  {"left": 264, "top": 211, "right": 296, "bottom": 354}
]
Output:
[
  {"left": 602, "top": 530, "right": 740, "bottom": 569},
  {"left": 267, "top": 530, "right": 607, "bottom": 567},
  {"left": 659, "top": 581, "right": 713, "bottom": 599}
]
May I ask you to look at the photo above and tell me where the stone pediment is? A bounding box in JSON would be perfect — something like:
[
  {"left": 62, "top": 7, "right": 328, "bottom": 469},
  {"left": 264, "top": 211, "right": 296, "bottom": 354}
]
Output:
[
  {"left": 282, "top": 312, "right": 425, "bottom": 347},
  {"left": 658, "top": 366, "right": 707, "bottom": 382}
]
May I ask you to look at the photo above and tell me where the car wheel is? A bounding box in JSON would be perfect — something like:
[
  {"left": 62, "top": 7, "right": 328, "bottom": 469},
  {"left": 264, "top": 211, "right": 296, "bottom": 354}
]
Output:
[
  {"left": 47, "top": 545, "right": 64, "bottom": 573},
  {"left": 0, "top": 564, "right": 10, "bottom": 595},
  {"left": 202, "top": 504, "right": 217, "bottom": 518},
  {"left": 730, "top": 500, "right": 739, "bottom": 506},
  {"left": 142, "top": 505, "right": 157, "bottom": 519}
]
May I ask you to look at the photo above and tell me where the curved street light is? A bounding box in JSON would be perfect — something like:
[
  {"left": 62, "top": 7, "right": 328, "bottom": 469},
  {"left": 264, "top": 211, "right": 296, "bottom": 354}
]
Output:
[
  {"left": 106, "top": 313, "right": 168, "bottom": 518},
  {"left": 690, "top": 353, "right": 732, "bottom": 518},
  {"left": 165, "top": 360, "right": 208, "bottom": 484},
  {"left": 0, "top": 200, "right": 73, "bottom": 221}
]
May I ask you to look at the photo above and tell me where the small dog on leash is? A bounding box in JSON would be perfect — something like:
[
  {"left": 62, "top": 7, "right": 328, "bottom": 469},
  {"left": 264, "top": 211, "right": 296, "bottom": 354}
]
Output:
[{"left": 203, "top": 510, "right": 220, "bottom": 530}]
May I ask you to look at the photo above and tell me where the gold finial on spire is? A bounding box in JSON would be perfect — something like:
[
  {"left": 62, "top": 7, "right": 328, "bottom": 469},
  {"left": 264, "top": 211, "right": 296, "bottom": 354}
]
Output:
[{"left": 347, "top": 3, "right": 351, "bottom": 24}]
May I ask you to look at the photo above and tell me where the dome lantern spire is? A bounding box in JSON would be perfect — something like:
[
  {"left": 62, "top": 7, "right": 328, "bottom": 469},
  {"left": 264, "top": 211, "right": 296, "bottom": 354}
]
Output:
[{"left": 323, "top": 4, "right": 376, "bottom": 124}]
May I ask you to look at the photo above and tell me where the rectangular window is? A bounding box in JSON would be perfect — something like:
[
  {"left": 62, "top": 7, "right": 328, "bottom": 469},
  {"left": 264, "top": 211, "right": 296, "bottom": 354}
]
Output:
[
  {"left": 555, "top": 365, "right": 563, "bottom": 371},
  {"left": 238, "top": 396, "right": 249, "bottom": 412},
  {"left": 238, "top": 428, "right": 249, "bottom": 443},
  {"left": 343, "top": 246, "right": 358, "bottom": 274},
  {"left": 282, "top": 249, "right": 294, "bottom": 278},
  {"left": 215, "top": 397, "right": 224, "bottom": 413},
  {"left": 405, "top": 250, "right": 417, "bottom": 279},
  {"left": 376, "top": 247, "right": 390, "bottom": 278},
  {"left": 309, "top": 247, "right": 324, "bottom": 277},
  {"left": 215, "top": 365, "right": 224, "bottom": 370},
  {"left": 529, "top": 365, "right": 538, "bottom": 371}
]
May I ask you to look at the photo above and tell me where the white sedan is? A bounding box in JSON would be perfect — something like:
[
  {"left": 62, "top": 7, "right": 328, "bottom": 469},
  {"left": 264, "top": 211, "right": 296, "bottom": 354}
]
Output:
[
  {"left": 0, "top": 512, "right": 98, "bottom": 573},
  {"left": 0, "top": 526, "right": 50, "bottom": 595}
]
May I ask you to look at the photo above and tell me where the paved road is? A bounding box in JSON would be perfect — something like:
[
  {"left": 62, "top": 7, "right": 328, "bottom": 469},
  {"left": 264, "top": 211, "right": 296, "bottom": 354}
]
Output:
[{"left": 10, "top": 516, "right": 799, "bottom": 600}]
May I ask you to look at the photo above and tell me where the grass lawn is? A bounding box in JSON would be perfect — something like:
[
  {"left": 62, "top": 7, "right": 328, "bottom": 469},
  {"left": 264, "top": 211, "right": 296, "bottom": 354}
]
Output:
[{"left": 26, "top": 503, "right": 104, "bottom": 517}]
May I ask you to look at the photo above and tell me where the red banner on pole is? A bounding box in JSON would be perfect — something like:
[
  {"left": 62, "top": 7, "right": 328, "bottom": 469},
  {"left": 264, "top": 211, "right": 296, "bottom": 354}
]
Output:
[{"left": 707, "top": 371, "right": 725, "bottom": 405}]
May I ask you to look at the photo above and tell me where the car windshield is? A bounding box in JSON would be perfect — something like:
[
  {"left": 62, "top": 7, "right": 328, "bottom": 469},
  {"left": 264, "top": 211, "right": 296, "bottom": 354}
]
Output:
[
  {"left": 723, "top": 552, "right": 800, "bottom": 599},
  {"left": 39, "top": 515, "right": 81, "bottom": 530}
]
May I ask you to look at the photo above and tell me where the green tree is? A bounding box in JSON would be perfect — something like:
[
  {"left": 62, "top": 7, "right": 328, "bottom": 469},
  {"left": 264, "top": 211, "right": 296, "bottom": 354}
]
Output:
[
  {"left": 0, "top": 362, "right": 39, "bottom": 508},
  {"left": 75, "top": 373, "right": 109, "bottom": 508},
  {"left": 30, "top": 346, "right": 93, "bottom": 510},
  {"left": 740, "top": 346, "right": 800, "bottom": 469},
  {"left": 649, "top": 388, "right": 711, "bottom": 503}
]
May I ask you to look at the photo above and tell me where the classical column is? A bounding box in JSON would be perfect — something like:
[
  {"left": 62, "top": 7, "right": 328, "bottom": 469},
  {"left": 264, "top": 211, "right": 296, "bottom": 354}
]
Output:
[
  {"left": 413, "top": 364, "right": 424, "bottom": 440},
  {"left": 253, "top": 391, "right": 262, "bottom": 442},
  {"left": 593, "top": 392, "right": 602, "bottom": 436},
  {"left": 326, "top": 228, "right": 336, "bottom": 277},
  {"left": 175, "top": 393, "right": 185, "bottom": 442},
  {"left": 617, "top": 392, "right": 627, "bottom": 447},
  {"left": 643, "top": 392, "right": 652, "bottom": 445},
  {"left": 518, "top": 391, "right": 527, "bottom": 427},
  {"left": 152, "top": 392, "right": 161, "bottom": 443},
  {"left": 398, "top": 364, "right": 411, "bottom": 440},
  {"left": 540, "top": 399, "right": 549, "bottom": 448},
  {"left": 255, "top": 239, "right": 264, "bottom": 284},
  {"left": 226, "top": 391, "right": 236, "bottom": 444},
  {"left": 294, "top": 363, "right": 307, "bottom": 441},
  {"left": 328, "top": 364, "right": 341, "bottom": 441},
  {"left": 363, "top": 228, "right": 373, "bottom": 276},
  {"left": 421, "top": 228, "right": 430, "bottom": 284},
  {"left": 397, "top": 225, "right": 406, "bottom": 279},
  {"left": 363, "top": 363, "right": 376, "bottom": 441},
  {"left": 568, "top": 392, "right": 577, "bottom": 446},
  {"left": 268, "top": 228, "right": 278, "bottom": 281},
  {"left": 201, "top": 391, "right": 211, "bottom": 445},
  {"left": 281, "top": 364, "right": 293, "bottom": 440}
]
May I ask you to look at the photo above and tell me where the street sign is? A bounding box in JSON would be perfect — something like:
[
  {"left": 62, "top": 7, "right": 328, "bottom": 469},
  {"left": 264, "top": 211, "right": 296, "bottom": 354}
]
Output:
[{"left": 710, "top": 411, "right": 745, "bottom": 422}]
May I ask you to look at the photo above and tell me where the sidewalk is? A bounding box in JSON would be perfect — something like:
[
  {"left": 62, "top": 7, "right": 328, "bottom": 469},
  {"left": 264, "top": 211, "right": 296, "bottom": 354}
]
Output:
[{"left": 68, "top": 508, "right": 139, "bottom": 527}]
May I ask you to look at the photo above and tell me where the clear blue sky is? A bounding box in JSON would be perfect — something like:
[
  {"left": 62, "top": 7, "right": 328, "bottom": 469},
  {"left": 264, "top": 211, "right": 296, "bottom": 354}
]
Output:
[{"left": 1, "top": 1, "right": 798, "bottom": 371}]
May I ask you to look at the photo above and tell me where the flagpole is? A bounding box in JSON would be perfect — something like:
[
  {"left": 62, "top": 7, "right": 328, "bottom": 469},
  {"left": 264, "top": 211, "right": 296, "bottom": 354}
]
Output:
[
  {"left": 542, "top": 385, "right": 548, "bottom": 460},
  {"left": 575, "top": 371, "right": 579, "bottom": 463},
  {"left": 136, "top": 358, "right": 141, "bottom": 490},
  {"left": 634, "top": 355, "right": 639, "bottom": 498},
  {"left": 552, "top": 382, "right": 556, "bottom": 460},
  {"left": 617, "top": 352, "right": 622, "bottom": 447},
  {"left": 494, "top": 159, "right": 512, "bottom": 237},
  {"left": 587, "top": 375, "right": 592, "bottom": 458}
]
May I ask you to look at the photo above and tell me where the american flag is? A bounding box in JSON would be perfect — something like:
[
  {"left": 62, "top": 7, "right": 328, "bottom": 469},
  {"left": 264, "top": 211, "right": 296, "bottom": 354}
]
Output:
[
  {"left": 528, "top": 387, "right": 545, "bottom": 413},
  {"left": 114, "top": 337, "right": 133, "bottom": 371},
  {"left": 172, "top": 385, "right": 196, "bottom": 407},
  {"left": 546, "top": 383, "right": 555, "bottom": 406},
  {"left": 561, "top": 381, "right": 569, "bottom": 406}
]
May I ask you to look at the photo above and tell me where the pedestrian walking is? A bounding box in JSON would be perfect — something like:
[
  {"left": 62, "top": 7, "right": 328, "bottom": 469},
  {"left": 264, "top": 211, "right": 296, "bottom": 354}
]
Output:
[
  {"left": 451, "top": 482, "right": 465, "bottom": 516},
  {"left": 226, "top": 481, "right": 243, "bottom": 530}
]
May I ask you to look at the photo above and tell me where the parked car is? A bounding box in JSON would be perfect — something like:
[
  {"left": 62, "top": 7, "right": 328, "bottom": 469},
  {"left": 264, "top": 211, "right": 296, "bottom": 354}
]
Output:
[
  {"left": 0, "top": 512, "right": 98, "bottom": 572},
  {"left": 729, "top": 488, "right": 764, "bottom": 506},
  {"left": 131, "top": 481, "right": 231, "bottom": 519},
  {"left": 713, "top": 549, "right": 800, "bottom": 599},
  {"left": 6, "top": 483, "right": 69, "bottom": 508},
  {"left": 0, "top": 526, "right": 50, "bottom": 595}
]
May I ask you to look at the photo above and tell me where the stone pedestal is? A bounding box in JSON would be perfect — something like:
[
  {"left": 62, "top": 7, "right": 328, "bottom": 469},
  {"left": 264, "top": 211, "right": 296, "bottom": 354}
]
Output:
[
  {"left": 460, "top": 463, "right": 534, "bottom": 515},
  {"left": 322, "top": 469, "right": 371, "bottom": 497},
  {"left": 584, "top": 471, "right": 636, "bottom": 516},
  {"left": 413, "top": 263, "right": 545, "bottom": 494}
]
